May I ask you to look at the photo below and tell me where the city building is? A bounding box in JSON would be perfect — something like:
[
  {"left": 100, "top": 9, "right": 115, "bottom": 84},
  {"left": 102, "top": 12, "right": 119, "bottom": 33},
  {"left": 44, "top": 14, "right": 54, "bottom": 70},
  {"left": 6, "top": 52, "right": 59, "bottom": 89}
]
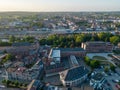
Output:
[
  {"left": 81, "top": 41, "right": 114, "bottom": 53},
  {"left": 6, "top": 42, "right": 39, "bottom": 55},
  {"left": 60, "top": 48, "right": 86, "bottom": 57},
  {"left": 48, "top": 48, "right": 86, "bottom": 62},
  {"left": 45, "top": 48, "right": 86, "bottom": 77},
  {"left": 59, "top": 66, "right": 89, "bottom": 87},
  {"left": 48, "top": 49, "right": 61, "bottom": 63},
  {"left": 69, "top": 55, "right": 79, "bottom": 67},
  {"left": 5, "top": 59, "right": 44, "bottom": 83}
]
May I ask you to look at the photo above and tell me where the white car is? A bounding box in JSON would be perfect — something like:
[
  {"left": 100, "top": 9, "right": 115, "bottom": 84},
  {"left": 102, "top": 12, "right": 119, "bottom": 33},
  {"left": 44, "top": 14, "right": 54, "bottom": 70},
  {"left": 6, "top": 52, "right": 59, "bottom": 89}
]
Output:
[
  {"left": 0, "top": 85, "right": 5, "bottom": 88},
  {"left": 112, "top": 79, "right": 120, "bottom": 83}
]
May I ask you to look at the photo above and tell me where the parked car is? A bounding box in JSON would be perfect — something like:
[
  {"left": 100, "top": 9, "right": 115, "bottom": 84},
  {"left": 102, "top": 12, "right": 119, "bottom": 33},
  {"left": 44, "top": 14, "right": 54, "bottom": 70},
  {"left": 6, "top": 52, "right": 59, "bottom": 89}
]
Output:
[
  {"left": 116, "top": 84, "right": 120, "bottom": 89},
  {"left": 0, "top": 70, "right": 2, "bottom": 74},
  {"left": 112, "top": 79, "right": 120, "bottom": 83},
  {"left": 0, "top": 85, "right": 5, "bottom": 88}
]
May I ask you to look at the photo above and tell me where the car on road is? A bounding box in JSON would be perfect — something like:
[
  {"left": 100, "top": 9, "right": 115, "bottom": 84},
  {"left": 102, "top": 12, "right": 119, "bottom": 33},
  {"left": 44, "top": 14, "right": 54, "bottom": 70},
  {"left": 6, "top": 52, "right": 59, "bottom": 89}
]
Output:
[{"left": 112, "top": 79, "right": 120, "bottom": 83}]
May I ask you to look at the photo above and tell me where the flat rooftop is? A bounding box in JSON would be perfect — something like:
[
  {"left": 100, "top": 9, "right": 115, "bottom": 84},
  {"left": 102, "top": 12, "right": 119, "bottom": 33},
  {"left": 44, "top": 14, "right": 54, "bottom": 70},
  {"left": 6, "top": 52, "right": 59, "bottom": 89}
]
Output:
[{"left": 51, "top": 49, "right": 61, "bottom": 58}]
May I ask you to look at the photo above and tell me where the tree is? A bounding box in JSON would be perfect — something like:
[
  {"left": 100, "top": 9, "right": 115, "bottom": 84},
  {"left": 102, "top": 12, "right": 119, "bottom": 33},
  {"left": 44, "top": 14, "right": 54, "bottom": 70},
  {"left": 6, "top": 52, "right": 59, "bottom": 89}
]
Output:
[
  {"left": 14, "top": 81, "right": 19, "bottom": 87},
  {"left": 104, "top": 66, "right": 109, "bottom": 72},
  {"left": 98, "top": 32, "right": 112, "bottom": 41},
  {"left": 110, "top": 64, "right": 116, "bottom": 71},
  {"left": 0, "top": 54, "right": 15, "bottom": 64},
  {"left": 0, "top": 42, "right": 11, "bottom": 46},
  {"left": 23, "top": 36, "right": 35, "bottom": 43},
  {"left": 2, "top": 79, "right": 7, "bottom": 84},
  {"left": 20, "top": 83, "right": 23, "bottom": 87},
  {"left": 3, "top": 50, "right": 7, "bottom": 54},
  {"left": 98, "top": 32, "right": 106, "bottom": 41},
  {"left": 6, "top": 54, "right": 14, "bottom": 61},
  {"left": 90, "top": 60, "right": 100, "bottom": 69},
  {"left": 75, "top": 34, "right": 85, "bottom": 45},
  {"left": 110, "top": 36, "right": 119, "bottom": 45},
  {"left": 9, "top": 35, "right": 15, "bottom": 43},
  {"left": 6, "top": 80, "right": 11, "bottom": 86},
  {"left": 90, "top": 37, "right": 95, "bottom": 41},
  {"left": 84, "top": 56, "right": 90, "bottom": 65}
]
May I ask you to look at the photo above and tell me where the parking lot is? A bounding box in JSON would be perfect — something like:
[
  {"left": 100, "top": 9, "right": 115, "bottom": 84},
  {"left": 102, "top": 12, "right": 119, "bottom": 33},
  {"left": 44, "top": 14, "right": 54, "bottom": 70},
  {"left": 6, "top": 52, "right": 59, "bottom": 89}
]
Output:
[{"left": 105, "top": 73, "right": 120, "bottom": 90}]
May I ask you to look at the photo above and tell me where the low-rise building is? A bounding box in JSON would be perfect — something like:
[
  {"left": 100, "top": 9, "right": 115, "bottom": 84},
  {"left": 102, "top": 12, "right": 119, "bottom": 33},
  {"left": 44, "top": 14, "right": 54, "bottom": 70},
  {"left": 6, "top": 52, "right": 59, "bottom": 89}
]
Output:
[
  {"left": 5, "top": 60, "right": 44, "bottom": 83},
  {"left": 81, "top": 41, "right": 113, "bottom": 53},
  {"left": 46, "top": 48, "right": 86, "bottom": 77},
  {"left": 48, "top": 49, "right": 61, "bottom": 63},
  {"left": 59, "top": 66, "right": 89, "bottom": 87},
  {"left": 7, "top": 42, "right": 39, "bottom": 55},
  {"left": 60, "top": 48, "right": 86, "bottom": 57},
  {"left": 48, "top": 48, "right": 86, "bottom": 63}
]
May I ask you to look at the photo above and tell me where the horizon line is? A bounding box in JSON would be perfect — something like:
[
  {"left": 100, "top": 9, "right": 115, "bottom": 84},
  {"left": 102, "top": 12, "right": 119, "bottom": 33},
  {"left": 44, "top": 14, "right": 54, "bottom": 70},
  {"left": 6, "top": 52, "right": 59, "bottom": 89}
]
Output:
[{"left": 0, "top": 10, "right": 120, "bottom": 13}]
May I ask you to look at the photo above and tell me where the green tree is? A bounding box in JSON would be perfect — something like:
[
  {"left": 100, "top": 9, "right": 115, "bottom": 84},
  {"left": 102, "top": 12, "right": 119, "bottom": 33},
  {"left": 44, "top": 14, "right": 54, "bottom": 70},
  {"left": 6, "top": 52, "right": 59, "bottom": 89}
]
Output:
[
  {"left": 90, "top": 37, "right": 95, "bottom": 41},
  {"left": 84, "top": 56, "right": 90, "bottom": 65},
  {"left": 75, "top": 34, "right": 85, "bottom": 45},
  {"left": 110, "top": 64, "right": 116, "bottom": 71},
  {"left": 104, "top": 66, "right": 109, "bottom": 72},
  {"left": 98, "top": 32, "right": 106, "bottom": 41},
  {"left": 98, "top": 32, "right": 112, "bottom": 41},
  {"left": 23, "top": 36, "right": 35, "bottom": 43},
  {"left": 6, "top": 54, "right": 14, "bottom": 61},
  {"left": 9, "top": 35, "right": 15, "bottom": 43},
  {"left": 90, "top": 60, "right": 100, "bottom": 69},
  {"left": 2, "top": 79, "right": 7, "bottom": 84},
  {"left": 110, "top": 36, "right": 119, "bottom": 45},
  {"left": 6, "top": 80, "right": 11, "bottom": 86},
  {"left": 14, "top": 81, "right": 19, "bottom": 87}
]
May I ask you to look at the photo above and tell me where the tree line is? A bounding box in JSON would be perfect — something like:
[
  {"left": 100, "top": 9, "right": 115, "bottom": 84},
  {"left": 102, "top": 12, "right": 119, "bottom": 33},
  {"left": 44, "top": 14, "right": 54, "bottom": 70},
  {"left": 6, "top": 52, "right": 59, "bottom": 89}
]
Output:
[
  {"left": 0, "top": 36, "right": 35, "bottom": 46},
  {"left": 39, "top": 32, "right": 120, "bottom": 48}
]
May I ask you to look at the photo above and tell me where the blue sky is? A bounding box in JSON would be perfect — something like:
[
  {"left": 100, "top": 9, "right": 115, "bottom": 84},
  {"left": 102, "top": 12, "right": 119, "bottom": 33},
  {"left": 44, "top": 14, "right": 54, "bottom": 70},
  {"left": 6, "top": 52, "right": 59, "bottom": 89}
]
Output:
[{"left": 0, "top": 0, "right": 120, "bottom": 11}]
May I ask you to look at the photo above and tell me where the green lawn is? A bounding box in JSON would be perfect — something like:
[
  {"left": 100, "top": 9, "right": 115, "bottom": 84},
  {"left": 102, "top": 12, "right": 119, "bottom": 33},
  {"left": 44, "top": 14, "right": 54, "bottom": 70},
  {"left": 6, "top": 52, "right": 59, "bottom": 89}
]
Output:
[{"left": 92, "top": 56, "right": 107, "bottom": 61}]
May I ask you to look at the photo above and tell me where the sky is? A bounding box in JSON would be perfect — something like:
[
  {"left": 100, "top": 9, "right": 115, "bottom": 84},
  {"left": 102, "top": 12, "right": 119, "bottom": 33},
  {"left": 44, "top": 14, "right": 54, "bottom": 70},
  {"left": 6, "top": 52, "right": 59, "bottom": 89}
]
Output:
[{"left": 0, "top": 0, "right": 120, "bottom": 12}]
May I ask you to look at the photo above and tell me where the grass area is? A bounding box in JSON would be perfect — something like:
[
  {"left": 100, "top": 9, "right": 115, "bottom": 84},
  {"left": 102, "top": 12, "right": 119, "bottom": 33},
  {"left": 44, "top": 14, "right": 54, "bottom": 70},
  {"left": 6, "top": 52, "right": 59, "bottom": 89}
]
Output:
[
  {"left": 92, "top": 56, "right": 107, "bottom": 61},
  {"left": 100, "top": 60, "right": 111, "bottom": 65}
]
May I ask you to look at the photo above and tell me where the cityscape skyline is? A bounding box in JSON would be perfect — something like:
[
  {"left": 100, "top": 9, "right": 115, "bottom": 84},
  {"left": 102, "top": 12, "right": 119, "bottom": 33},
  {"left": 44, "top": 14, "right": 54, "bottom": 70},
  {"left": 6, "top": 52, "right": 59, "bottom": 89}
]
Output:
[{"left": 0, "top": 0, "right": 120, "bottom": 12}]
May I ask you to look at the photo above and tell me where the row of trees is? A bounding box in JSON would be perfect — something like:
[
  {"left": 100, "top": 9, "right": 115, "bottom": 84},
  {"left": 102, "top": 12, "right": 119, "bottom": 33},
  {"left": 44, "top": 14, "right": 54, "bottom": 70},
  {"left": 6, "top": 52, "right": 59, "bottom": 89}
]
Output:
[
  {"left": 104, "top": 64, "right": 116, "bottom": 72},
  {"left": 0, "top": 36, "right": 36, "bottom": 46},
  {"left": 0, "top": 41, "right": 11, "bottom": 46},
  {"left": 2, "top": 80, "right": 27, "bottom": 88},
  {"left": 39, "top": 32, "right": 120, "bottom": 48},
  {"left": 9, "top": 35, "right": 35, "bottom": 43},
  {"left": 84, "top": 56, "right": 116, "bottom": 71}
]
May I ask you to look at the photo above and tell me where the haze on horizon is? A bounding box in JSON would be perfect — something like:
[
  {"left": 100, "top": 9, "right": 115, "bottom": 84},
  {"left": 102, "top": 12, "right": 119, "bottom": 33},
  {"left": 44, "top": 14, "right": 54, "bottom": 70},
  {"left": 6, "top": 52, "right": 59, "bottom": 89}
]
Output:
[{"left": 0, "top": 0, "right": 120, "bottom": 12}]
